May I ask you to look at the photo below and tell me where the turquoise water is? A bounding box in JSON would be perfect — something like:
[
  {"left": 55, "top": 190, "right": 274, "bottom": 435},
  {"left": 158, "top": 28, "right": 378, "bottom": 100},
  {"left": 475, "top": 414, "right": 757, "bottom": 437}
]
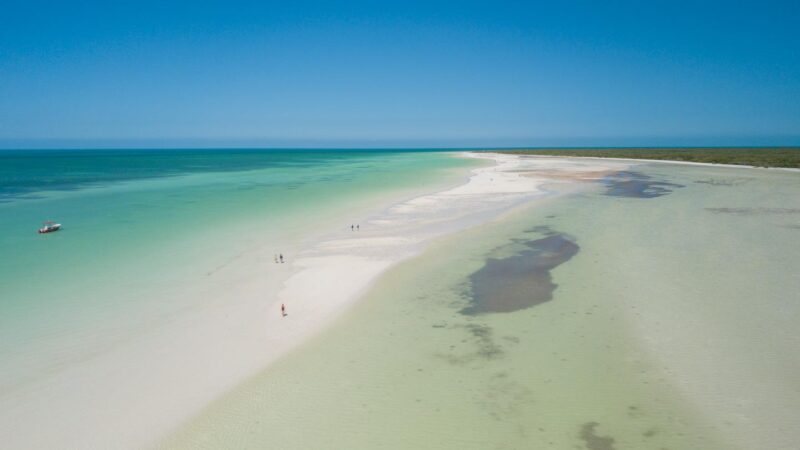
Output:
[
  {"left": 0, "top": 149, "right": 454, "bottom": 201},
  {"left": 5, "top": 153, "right": 798, "bottom": 449},
  {"left": 0, "top": 149, "right": 477, "bottom": 394}
]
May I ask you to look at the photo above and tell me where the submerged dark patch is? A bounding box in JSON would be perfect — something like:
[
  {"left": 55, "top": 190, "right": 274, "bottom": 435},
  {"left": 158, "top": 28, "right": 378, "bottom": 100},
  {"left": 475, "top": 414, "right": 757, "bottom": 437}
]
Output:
[
  {"left": 525, "top": 225, "right": 558, "bottom": 235},
  {"left": 461, "top": 233, "right": 579, "bottom": 315},
  {"left": 694, "top": 177, "right": 750, "bottom": 186},
  {"left": 602, "top": 171, "right": 683, "bottom": 198},
  {"left": 465, "top": 324, "right": 504, "bottom": 359},
  {"left": 434, "top": 323, "right": 507, "bottom": 365},
  {"left": 579, "top": 422, "right": 617, "bottom": 450},
  {"left": 477, "top": 372, "right": 536, "bottom": 422},
  {"left": 706, "top": 207, "right": 800, "bottom": 215}
]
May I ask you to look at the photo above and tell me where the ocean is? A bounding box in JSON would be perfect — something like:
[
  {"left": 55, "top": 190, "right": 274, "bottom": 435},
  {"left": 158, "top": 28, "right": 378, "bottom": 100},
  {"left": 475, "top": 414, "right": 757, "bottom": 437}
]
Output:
[
  {"left": 2, "top": 151, "right": 799, "bottom": 450},
  {"left": 0, "top": 149, "right": 479, "bottom": 448}
]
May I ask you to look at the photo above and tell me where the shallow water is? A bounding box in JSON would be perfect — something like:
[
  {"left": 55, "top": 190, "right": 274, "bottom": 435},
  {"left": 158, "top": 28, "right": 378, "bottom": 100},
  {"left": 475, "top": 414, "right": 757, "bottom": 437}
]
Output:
[
  {"left": 0, "top": 150, "right": 479, "bottom": 446},
  {"left": 163, "top": 162, "right": 800, "bottom": 450}
]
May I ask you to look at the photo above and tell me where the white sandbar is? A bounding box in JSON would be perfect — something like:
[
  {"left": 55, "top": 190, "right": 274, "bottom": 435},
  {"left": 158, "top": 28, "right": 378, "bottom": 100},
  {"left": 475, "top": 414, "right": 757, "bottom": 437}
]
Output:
[{"left": 0, "top": 153, "right": 630, "bottom": 449}]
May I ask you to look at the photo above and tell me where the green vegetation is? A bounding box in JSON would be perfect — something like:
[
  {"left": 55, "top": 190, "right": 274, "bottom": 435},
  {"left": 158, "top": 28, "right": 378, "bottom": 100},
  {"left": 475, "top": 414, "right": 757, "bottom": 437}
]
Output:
[{"left": 493, "top": 147, "right": 800, "bottom": 169}]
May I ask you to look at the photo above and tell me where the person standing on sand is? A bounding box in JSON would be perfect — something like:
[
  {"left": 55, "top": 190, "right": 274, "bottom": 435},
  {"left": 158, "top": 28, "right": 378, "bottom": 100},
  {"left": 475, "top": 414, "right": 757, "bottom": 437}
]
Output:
[
  {"left": 357, "top": 224, "right": 360, "bottom": 231},
  {"left": 281, "top": 303, "right": 286, "bottom": 317},
  {"left": 279, "top": 253, "right": 284, "bottom": 263}
]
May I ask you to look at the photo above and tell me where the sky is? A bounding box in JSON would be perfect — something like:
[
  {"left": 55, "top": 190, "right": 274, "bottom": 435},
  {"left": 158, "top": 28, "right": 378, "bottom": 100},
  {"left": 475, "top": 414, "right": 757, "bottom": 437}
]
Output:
[{"left": 1, "top": 0, "right": 798, "bottom": 148}]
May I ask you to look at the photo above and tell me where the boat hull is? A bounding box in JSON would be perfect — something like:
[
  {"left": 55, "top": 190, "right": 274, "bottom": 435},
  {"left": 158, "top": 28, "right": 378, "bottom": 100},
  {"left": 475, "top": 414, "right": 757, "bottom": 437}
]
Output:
[{"left": 38, "top": 224, "right": 61, "bottom": 234}]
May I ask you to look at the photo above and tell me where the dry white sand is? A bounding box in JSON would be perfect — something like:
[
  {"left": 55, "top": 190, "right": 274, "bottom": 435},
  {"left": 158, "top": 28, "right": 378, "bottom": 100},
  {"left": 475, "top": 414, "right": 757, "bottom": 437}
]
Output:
[{"left": 0, "top": 153, "right": 629, "bottom": 449}]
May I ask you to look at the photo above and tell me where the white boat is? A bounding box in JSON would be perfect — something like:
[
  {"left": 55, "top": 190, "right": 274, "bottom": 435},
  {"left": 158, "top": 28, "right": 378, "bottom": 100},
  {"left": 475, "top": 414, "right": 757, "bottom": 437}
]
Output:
[{"left": 38, "top": 221, "right": 61, "bottom": 234}]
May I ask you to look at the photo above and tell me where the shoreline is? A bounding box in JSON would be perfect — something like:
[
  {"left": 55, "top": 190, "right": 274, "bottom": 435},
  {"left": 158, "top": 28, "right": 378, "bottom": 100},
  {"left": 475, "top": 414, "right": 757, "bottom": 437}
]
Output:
[
  {"left": 162, "top": 152, "right": 751, "bottom": 450},
  {"left": 1, "top": 152, "right": 634, "bottom": 449},
  {"left": 155, "top": 153, "right": 634, "bottom": 445},
  {"left": 256, "top": 153, "right": 800, "bottom": 450},
  {"left": 246, "top": 151, "right": 632, "bottom": 383},
  {"left": 0, "top": 155, "right": 480, "bottom": 450},
  {"left": 6, "top": 151, "right": 796, "bottom": 449}
]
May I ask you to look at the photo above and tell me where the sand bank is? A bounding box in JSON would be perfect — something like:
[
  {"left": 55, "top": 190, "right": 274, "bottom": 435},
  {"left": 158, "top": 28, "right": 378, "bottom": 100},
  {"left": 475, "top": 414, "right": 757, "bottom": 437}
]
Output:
[
  {"left": 0, "top": 153, "right": 630, "bottom": 449},
  {"left": 266, "top": 153, "right": 631, "bottom": 367},
  {"left": 163, "top": 155, "right": 800, "bottom": 450}
]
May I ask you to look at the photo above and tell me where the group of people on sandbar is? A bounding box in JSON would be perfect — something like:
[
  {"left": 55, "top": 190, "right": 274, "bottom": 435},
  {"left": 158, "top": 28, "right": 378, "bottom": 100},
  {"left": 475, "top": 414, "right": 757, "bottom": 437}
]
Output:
[
  {"left": 274, "top": 252, "right": 287, "bottom": 317},
  {"left": 278, "top": 223, "right": 362, "bottom": 319}
]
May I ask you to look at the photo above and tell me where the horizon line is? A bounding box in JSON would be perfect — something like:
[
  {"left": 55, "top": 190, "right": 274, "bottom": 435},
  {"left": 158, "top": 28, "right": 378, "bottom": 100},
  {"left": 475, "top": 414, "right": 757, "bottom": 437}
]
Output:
[
  {"left": 2, "top": 135, "right": 800, "bottom": 150},
  {"left": 2, "top": 145, "right": 799, "bottom": 152}
]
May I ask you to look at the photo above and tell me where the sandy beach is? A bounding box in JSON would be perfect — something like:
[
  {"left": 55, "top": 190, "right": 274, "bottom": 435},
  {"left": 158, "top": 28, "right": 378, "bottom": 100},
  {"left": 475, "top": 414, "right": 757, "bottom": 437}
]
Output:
[
  {"left": 0, "top": 153, "right": 633, "bottom": 449},
  {"left": 160, "top": 153, "right": 800, "bottom": 450},
  {"left": 3, "top": 151, "right": 799, "bottom": 449},
  {"left": 258, "top": 152, "right": 631, "bottom": 385}
]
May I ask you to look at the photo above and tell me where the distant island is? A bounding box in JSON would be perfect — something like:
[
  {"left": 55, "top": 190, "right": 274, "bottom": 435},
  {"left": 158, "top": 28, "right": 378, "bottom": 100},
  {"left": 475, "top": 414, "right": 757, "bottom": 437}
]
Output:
[{"left": 492, "top": 147, "right": 800, "bottom": 169}]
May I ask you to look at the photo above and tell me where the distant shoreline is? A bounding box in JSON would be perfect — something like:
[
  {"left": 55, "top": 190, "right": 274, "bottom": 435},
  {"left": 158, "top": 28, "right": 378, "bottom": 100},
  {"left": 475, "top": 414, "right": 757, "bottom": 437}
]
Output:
[{"left": 487, "top": 147, "right": 800, "bottom": 169}]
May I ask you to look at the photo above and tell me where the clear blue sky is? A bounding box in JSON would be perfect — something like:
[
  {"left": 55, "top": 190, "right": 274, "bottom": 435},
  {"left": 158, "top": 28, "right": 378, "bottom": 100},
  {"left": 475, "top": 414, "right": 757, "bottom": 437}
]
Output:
[{"left": 1, "top": 1, "right": 798, "bottom": 148}]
